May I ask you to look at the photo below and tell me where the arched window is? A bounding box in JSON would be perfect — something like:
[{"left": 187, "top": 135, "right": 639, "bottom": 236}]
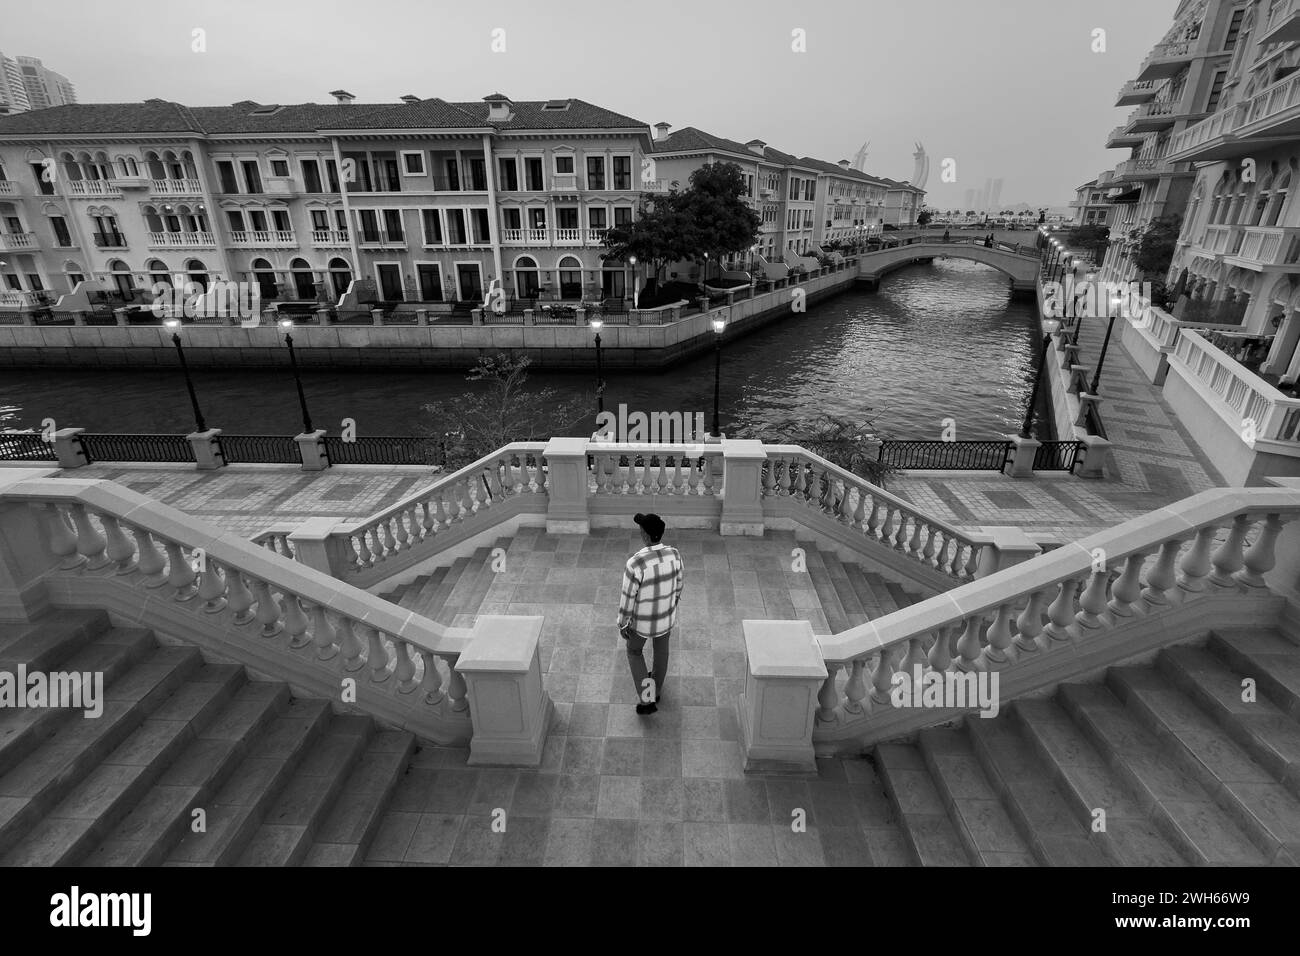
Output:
[
  {"left": 327, "top": 257, "right": 352, "bottom": 298},
  {"left": 63, "top": 260, "right": 85, "bottom": 291},
  {"left": 144, "top": 151, "right": 165, "bottom": 181},
  {"left": 107, "top": 258, "right": 135, "bottom": 300},
  {"left": 1251, "top": 170, "right": 1274, "bottom": 227},
  {"left": 289, "top": 257, "right": 317, "bottom": 300},
  {"left": 251, "top": 257, "right": 277, "bottom": 300},
  {"left": 557, "top": 255, "right": 582, "bottom": 299},
  {"left": 146, "top": 258, "right": 170, "bottom": 291},
  {"left": 186, "top": 258, "right": 209, "bottom": 292},
  {"left": 1209, "top": 173, "right": 1230, "bottom": 224},
  {"left": 1266, "top": 168, "right": 1292, "bottom": 227},
  {"left": 513, "top": 255, "right": 539, "bottom": 299}
]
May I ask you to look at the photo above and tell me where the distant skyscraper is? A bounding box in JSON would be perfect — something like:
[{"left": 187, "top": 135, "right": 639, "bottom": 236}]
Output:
[
  {"left": 2, "top": 55, "right": 76, "bottom": 112},
  {"left": 989, "top": 178, "right": 1004, "bottom": 214},
  {"left": 963, "top": 188, "right": 976, "bottom": 212}
]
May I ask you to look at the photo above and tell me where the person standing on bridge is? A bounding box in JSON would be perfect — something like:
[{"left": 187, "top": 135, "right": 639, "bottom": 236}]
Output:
[
  {"left": 942, "top": 229, "right": 950, "bottom": 243},
  {"left": 617, "top": 512, "right": 684, "bottom": 715}
]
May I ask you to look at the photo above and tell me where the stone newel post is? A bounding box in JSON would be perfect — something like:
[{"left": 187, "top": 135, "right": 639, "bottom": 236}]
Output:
[
  {"left": 286, "top": 516, "right": 353, "bottom": 579},
  {"left": 0, "top": 469, "right": 59, "bottom": 620},
  {"left": 738, "top": 619, "right": 827, "bottom": 771},
  {"left": 542, "top": 436, "right": 589, "bottom": 534},
  {"left": 295, "top": 429, "right": 329, "bottom": 471},
  {"left": 52, "top": 428, "right": 88, "bottom": 469},
  {"left": 720, "top": 439, "right": 767, "bottom": 536},
  {"left": 188, "top": 428, "right": 225, "bottom": 470},
  {"left": 455, "top": 614, "right": 554, "bottom": 766}
]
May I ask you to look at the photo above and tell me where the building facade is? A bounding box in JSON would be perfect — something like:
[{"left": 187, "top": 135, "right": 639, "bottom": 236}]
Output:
[{"left": 1070, "top": 175, "right": 1117, "bottom": 227}]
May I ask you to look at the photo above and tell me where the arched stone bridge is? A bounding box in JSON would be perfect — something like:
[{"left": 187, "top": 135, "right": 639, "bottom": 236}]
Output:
[{"left": 855, "top": 235, "right": 1041, "bottom": 292}]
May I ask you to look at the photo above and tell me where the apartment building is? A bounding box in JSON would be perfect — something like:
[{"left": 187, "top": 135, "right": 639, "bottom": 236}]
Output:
[
  {"left": 0, "top": 55, "right": 30, "bottom": 115},
  {"left": 0, "top": 92, "right": 653, "bottom": 308},
  {"left": 1161, "top": 0, "right": 1300, "bottom": 383},
  {"left": 14, "top": 56, "right": 76, "bottom": 111},
  {"left": 1070, "top": 174, "right": 1117, "bottom": 227},
  {"left": 1099, "top": 0, "right": 1248, "bottom": 283},
  {"left": 879, "top": 178, "right": 925, "bottom": 227}
]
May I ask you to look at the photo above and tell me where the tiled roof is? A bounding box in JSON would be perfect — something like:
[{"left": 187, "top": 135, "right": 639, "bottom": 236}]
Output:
[
  {"left": 315, "top": 98, "right": 485, "bottom": 131},
  {"left": 0, "top": 100, "right": 206, "bottom": 135},
  {"left": 447, "top": 99, "right": 647, "bottom": 131},
  {"left": 652, "top": 126, "right": 763, "bottom": 157}
]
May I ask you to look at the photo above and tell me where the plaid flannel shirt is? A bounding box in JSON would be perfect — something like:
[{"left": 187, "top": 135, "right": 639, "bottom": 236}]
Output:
[{"left": 617, "top": 543, "right": 685, "bottom": 639}]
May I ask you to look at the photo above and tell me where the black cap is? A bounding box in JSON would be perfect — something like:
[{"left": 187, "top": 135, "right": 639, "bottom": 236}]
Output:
[{"left": 634, "top": 512, "right": 666, "bottom": 542}]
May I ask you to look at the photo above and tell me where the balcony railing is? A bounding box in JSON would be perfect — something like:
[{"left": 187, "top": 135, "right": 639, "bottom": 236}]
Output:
[
  {"left": 147, "top": 231, "right": 216, "bottom": 248},
  {"left": 551, "top": 173, "right": 578, "bottom": 192},
  {"left": 150, "top": 178, "right": 203, "bottom": 195},
  {"left": 1200, "top": 223, "right": 1243, "bottom": 255},
  {"left": 554, "top": 227, "right": 582, "bottom": 245},
  {"left": 0, "top": 181, "right": 17, "bottom": 195},
  {"left": 1115, "top": 78, "right": 1159, "bottom": 105},
  {"left": 0, "top": 231, "right": 37, "bottom": 251},
  {"left": 1229, "top": 225, "right": 1300, "bottom": 268},
  {"left": 67, "top": 179, "right": 122, "bottom": 196},
  {"left": 311, "top": 229, "right": 350, "bottom": 246},
  {"left": 1169, "top": 70, "right": 1300, "bottom": 160},
  {"left": 230, "top": 230, "right": 297, "bottom": 246},
  {"left": 0, "top": 290, "right": 48, "bottom": 308},
  {"left": 1261, "top": 0, "right": 1300, "bottom": 44},
  {"left": 1172, "top": 329, "right": 1300, "bottom": 442},
  {"left": 92, "top": 232, "right": 128, "bottom": 248},
  {"left": 1126, "top": 98, "right": 1179, "bottom": 131}
]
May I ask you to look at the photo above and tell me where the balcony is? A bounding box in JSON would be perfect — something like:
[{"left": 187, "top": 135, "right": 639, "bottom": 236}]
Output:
[
  {"left": 92, "top": 232, "right": 128, "bottom": 248},
  {"left": 1105, "top": 125, "right": 1146, "bottom": 149},
  {"left": 147, "top": 231, "right": 216, "bottom": 249},
  {"left": 1113, "top": 156, "right": 1174, "bottom": 182},
  {"left": 1115, "top": 79, "right": 1160, "bottom": 106},
  {"left": 67, "top": 179, "right": 122, "bottom": 197},
  {"left": 0, "top": 290, "right": 50, "bottom": 309},
  {"left": 551, "top": 173, "right": 578, "bottom": 193},
  {"left": 554, "top": 227, "right": 582, "bottom": 245},
  {"left": 1167, "top": 71, "right": 1300, "bottom": 162},
  {"left": 1125, "top": 98, "right": 1180, "bottom": 133},
  {"left": 1200, "top": 224, "right": 1244, "bottom": 256},
  {"left": 586, "top": 228, "right": 609, "bottom": 246},
  {"left": 310, "top": 229, "right": 350, "bottom": 246},
  {"left": 0, "top": 181, "right": 18, "bottom": 196},
  {"left": 1224, "top": 225, "right": 1300, "bottom": 271},
  {"left": 229, "top": 230, "right": 297, "bottom": 247},
  {"left": 0, "top": 232, "right": 37, "bottom": 251},
  {"left": 1136, "top": 36, "right": 1198, "bottom": 82},
  {"left": 265, "top": 178, "right": 297, "bottom": 197},
  {"left": 1261, "top": 0, "right": 1300, "bottom": 44},
  {"left": 150, "top": 178, "right": 203, "bottom": 196}
]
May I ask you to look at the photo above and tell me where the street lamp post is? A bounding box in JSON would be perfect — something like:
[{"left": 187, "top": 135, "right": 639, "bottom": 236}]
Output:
[
  {"left": 165, "top": 319, "right": 207, "bottom": 433},
  {"left": 711, "top": 317, "right": 726, "bottom": 436},
  {"left": 629, "top": 255, "right": 639, "bottom": 311},
  {"left": 279, "top": 319, "right": 314, "bottom": 434},
  {"left": 1020, "top": 319, "right": 1062, "bottom": 439},
  {"left": 1089, "top": 305, "right": 1119, "bottom": 395},
  {"left": 591, "top": 315, "right": 605, "bottom": 415}
]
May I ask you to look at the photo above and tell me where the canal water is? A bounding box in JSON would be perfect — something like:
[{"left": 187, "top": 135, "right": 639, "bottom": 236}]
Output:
[{"left": 0, "top": 259, "right": 1040, "bottom": 441}]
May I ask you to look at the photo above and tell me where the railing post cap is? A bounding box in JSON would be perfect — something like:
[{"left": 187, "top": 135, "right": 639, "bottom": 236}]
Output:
[
  {"left": 287, "top": 515, "right": 348, "bottom": 541},
  {"left": 52, "top": 426, "right": 85, "bottom": 438},
  {"left": 1079, "top": 433, "right": 1111, "bottom": 449},
  {"left": 720, "top": 438, "right": 767, "bottom": 459},
  {"left": 544, "top": 436, "right": 589, "bottom": 456},
  {"left": 187, "top": 427, "right": 222, "bottom": 439},
  {"left": 457, "top": 614, "right": 544, "bottom": 672},
  {"left": 294, "top": 428, "right": 327, "bottom": 441},
  {"left": 742, "top": 619, "right": 827, "bottom": 678}
]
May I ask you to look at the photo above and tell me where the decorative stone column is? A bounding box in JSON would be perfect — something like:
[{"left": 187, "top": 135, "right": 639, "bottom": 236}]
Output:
[
  {"left": 720, "top": 439, "right": 767, "bottom": 536},
  {"left": 1077, "top": 433, "right": 1112, "bottom": 479},
  {"left": 1004, "top": 434, "right": 1040, "bottom": 478},
  {"left": 542, "top": 436, "right": 589, "bottom": 533},
  {"left": 975, "top": 526, "right": 1042, "bottom": 577},
  {"left": 52, "top": 428, "right": 88, "bottom": 469},
  {"left": 295, "top": 428, "right": 329, "bottom": 471},
  {"left": 1075, "top": 392, "right": 1102, "bottom": 428},
  {"left": 286, "top": 515, "right": 353, "bottom": 578},
  {"left": 471, "top": 308, "right": 484, "bottom": 326},
  {"left": 456, "top": 614, "right": 553, "bottom": 766},
  {"left": 188, "top": 428, "right": 225, "bottom": 470},
  {"left": 315, "top": 308, "right": 331, "bottom": 324},
  {"left": 523, "top": 308, "right": 535, "bottom": 326},
  {"left": 416, "top": 308, "right": 429, "bottom": 326},
  {"left": 738, "top": 619, "right": 826, "bottom": 771},
  {"left": 370, "top": 308, "right": 383, "bottom": 326},
  {"left": 575, "top": 308, "right": 586, "bottom": 326}
]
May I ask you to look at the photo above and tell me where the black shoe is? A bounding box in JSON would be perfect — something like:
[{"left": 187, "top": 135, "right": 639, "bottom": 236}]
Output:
[{"left": 635, "top": 702, "right": 658, "bottom": 715}]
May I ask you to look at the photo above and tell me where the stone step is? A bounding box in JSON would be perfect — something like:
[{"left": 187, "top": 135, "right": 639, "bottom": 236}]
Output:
[
  {"left": 440, "top": 548, "right": 494, "bottom": 618},
  {"left": 966, "top": 713, "right": 1115, "bottom": 865},
  {"left": 0, "top": 609, "right": 109, "bottom": 673},
  {"left": 0, "top": 639, "right": 202, "bottom": 860},
  {"left": 884, "top": 580, "right": 918, "bottom": 612},
  {"left": 1160, "top": 645, "right": 1300, "bottom": 796},
  {"left": 874, "top": 742, "right": 972, "bottom": 865},
  {"left": 841, "top": 564, "right": 888, "bottom": 619},
  {"left": 301, "top": 731, "right": 416, "bottom": 866},
  {"left": 2, "top": 651, "right": 236, "bottom": 866},
  {"left": 818, "top": 552, "right": 870, "bottom": 628},
  {"left": 236, "top": 716, "right": 374, "bottom": 866},
  {"left": 917, "top": 727, "right": 1038, "bottom": 865},
  {"left": 1209, "top": 630, "right": 1300, "bottom": 721},
  {"left": 418, "top": 557, "right": 471, "bottom": 622},
  {"left": 0, "top": 626, "right": 156, "bottom": 779},
  {"left": 164, "top": 697, "right": 332, "bottom": 866},
  {"left": 1107, "top": 665, "right": 1300, "bottom": 863},
  {"left": 83, "top": 676, "right": 288, "bottom": 866},
  {"left": 1014, "top": 698, "right": 1186, "bottom": 866},
  {"left": 804, "top": 559, "right": 851, "bottom": 634},
  {"left": 1058, "top": 683, "right": 1271, "bottom": 865}
]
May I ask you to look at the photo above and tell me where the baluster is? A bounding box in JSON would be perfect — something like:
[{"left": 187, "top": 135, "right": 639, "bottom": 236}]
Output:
[
  {"left": 907, "top": 517, "right": 925, "bottom": 558},
  {"left": 46, "top": 505, "right": 83, "bottom": 569},
  {"left": 163, "top": 540, "right": 197, "bottom": 600},
  {"left": 197, "top": 560, "right": 228, "bottom": 613},
  {"left": 1074, "top": 568, "right": 1110, "bottom": 630},
  {"left": 364, "top": 626, "right": 390, "bottom": 682},
  {"left": 1107, "top": 552, "right": 1146, "bottom": 617},
  {"left": 70, "top": 504, "right": 110, "bottom": 569},
  {"left": 671, "top": 455, "right": 686, "bottom": 495},
  {"left": 879, "top": 506, "right": 898, "bottom": 545},
  {"left": 1209, "top": 514, "right": 1250, "bottom": 587},
  {"left": 1141, "top": 538, "right": 1181, "bottom": 605},
  {"left": 641, "top": 455, "right": 655, "bottom": 495},
  {"left": 600, "top": 454, "right": 614, "bottom": 494},
  {"left": 892, "top": 511, "right": 910, "bottom": 551},
  {"left": 702, "top": 457, "right": 715, "bottom": 497},
  {"left": 251, "top": 579, "right": 284, "bottom": 637},
  {"left": 392, "top": 510, "right": 411, "bottom": 549},
  {"left": 962, "top": 543, "right": 981, "bottom": 580},
  {"left": 843, "top": 659, "right": 868, "bottom": 714},
  {"left": 816, "top": 665, "right": 840, "bottom": 722},
  {"left": 1014, "top": 588, "right": 1049, "bottom": 654},
  {"left": 851, "top": 488, "right": 866, "bottom": 530},
  {"left": 353, "top": 529, "right": 374, "bottom": 568},
  {"left": 655, "top": 456, "right": 667, "bottom": 495},
  {"left": 337, "top": 617, "right": 365, "bottom": 671},
  {"left": 447, "top": 662, "right": 469, "bottom": 711},
  {"left": 380, "top": 519, "right": 398, "bottom": 559},
  {"left": 818, "top": 468, "right": 832, "bottom": 512},
  {"left": 1177, "top": 525, "right": 1217, "bottom": 592},
  {"left": 982, "top": 602, "right": 1015, "bottom": 669},
  {"left": 905, "top": 636, "right": 928, "bottom": 676},
  {"left": 310, "top": 603, "right": 338, "bottom": 659},
  {"left": 762, "top": 457, "right": 776, "bottom": 498},
  {"left": 928, "top": 625, "right": 954, "bottom": 670},
  {"left": 226, "top": 569, "right": 256, "bottom": 624},
  {"left": 483, "top": 465, "right": 504, "bottom": 504},
  {"left": 921, "top": 527, "right": 938, "bottom": 567},
  {"left": 419, "top": 649, "right": 445, "bottom": 704},
  {"left": 419, "top": 500, "right": 436, "bottom": 537},
  {"left": 394, "top": 640, "right": 418, "bottom": 692},
  {"left": 866, "top": 498, "right": 882, "bottom": 538},
  {"left": 283, "top": 593, "right": 309, "bottom": 647},
  {"left": 1239, "top": 514, "right": 1284, "bottom": 588},
  {"left": 935, "top": 535, "right": 952, "bottom": 574},
  {"left": 870, "top": 648, "right": 897, "bottom": 703},
  {"left": 433, "top": 497, "right": 450, "bottom": 532},
  {"left": 100, "top": 515, "right": 138, "bottom": 574},
  {"left": 955, "top": 615, "right": 985, "bottom": 670}
]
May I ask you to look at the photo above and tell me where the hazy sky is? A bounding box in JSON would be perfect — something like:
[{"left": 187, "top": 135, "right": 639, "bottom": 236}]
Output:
[{"left": 6, "top": 0, "right": 1177, "bottom": 210}]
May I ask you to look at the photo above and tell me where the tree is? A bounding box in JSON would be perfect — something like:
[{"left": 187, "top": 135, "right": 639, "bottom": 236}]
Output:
[
  {"left": 600, "top": 192, "right": 693, "bottom": 288},
  {"left": 1068, "top": 223, "right": 1110, "bottom": 259},
  {"left": 916, "top": 208, "right": 933, "bottom": 228},
  {"left": 422, "top": 354, "right": 589, "bottom": 469},
  {"left": 1134, "top": 214, "right": 1181, "bottom": 278},
  {"left": 673, "top": 162, "right": 762, "bottom": 282},
  {"left": 744, "top": 413, "right": 895, "bottom": 488}
]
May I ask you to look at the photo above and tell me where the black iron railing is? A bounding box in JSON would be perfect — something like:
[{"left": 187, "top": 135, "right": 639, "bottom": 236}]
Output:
[
  {"left": 877, "top": 439, "right": 1014, "bottom": 471},
  {"left": 218, "top": 434, "right": 300, "bottom": 464},
  {"left": 1032, "top": 440, "right": 1083, "bottom": 472},
  {"left": 78, "top": 433, "right": 192, "bottom": 463},
  {"left": 322, "top": 435, "right": 442, "bottom": 465},
  {"left": 0, "top": 431, "right": 56, "bottom": 461}
]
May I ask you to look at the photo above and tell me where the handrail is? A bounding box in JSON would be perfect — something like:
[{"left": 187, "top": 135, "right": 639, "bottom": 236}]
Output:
[
  {"left": 809, "top": 486, "right": 1299, "bottom": 735},
  {"left": 1172, "top": 329, "right": 1300, "bottom": 442},
  {"left": 1, "top": 472, "right": 474, "bottom": 738}
]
